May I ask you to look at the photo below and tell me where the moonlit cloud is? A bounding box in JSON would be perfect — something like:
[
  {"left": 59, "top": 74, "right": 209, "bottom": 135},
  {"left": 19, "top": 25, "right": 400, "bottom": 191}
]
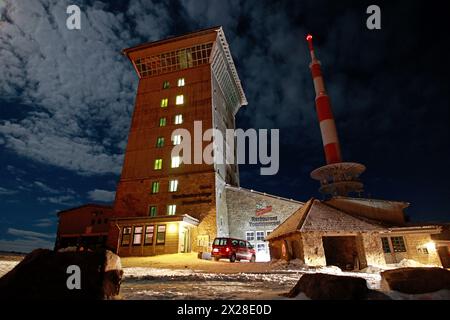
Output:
[{"left": 87, "top": 189, "right": 115, "bottom": 202}]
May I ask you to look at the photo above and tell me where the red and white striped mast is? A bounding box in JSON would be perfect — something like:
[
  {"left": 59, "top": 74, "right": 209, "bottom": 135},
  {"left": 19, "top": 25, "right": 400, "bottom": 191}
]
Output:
[{"left": 306, "top": 34, "right": 365, "bottom": 197}]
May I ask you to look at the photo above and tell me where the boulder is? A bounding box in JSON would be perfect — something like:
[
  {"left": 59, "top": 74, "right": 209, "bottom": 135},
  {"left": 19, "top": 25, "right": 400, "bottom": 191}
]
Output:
[
  {"left": 380, "top": 267, "right": 450, "bottom": 294},
  {"left": 285, "top": 273, "right": 390, "bottom": 300},
  {"left": 0, "top": 248, "right": 123, "bottom": 300}
]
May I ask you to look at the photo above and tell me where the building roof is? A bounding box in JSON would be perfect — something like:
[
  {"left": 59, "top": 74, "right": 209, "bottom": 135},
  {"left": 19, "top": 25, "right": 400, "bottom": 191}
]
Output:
[
  {"left": 266, "top": 199, "right": 388, "bottom": 241},
  {"left": 122, "top": 26, "right": 247, "bottom": 106},
  {"left": 57, "top": 204, "right": 113, "bottom": 216},
  {"left": 225, "top": 184, "right": 304, "bottom": 205}
]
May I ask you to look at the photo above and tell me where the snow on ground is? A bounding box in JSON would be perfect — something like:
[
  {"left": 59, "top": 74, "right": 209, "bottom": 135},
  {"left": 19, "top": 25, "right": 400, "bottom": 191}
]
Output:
[{"left": 1, "top": 253, "right": 448, "bottom": 300}]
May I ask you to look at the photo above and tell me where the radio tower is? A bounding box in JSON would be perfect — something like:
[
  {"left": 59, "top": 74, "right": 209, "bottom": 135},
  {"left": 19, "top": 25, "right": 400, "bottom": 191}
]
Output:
[{"left": 306, "top": 34, "right": 365, "bottom": 197}]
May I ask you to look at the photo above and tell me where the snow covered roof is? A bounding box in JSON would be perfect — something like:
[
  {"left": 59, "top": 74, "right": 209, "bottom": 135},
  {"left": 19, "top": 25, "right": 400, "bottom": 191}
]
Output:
[
  {"left": 225, "top": 184, "right": 304, "bottom": 205},
  {"left": 265, "top": 199, "right": 387, "bottom": 241}
]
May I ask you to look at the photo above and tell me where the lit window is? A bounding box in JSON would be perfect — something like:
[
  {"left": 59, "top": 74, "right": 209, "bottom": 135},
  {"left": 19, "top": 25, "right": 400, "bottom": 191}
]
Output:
[
  {"left": 174, "top": 114, "right": 183, "bottom": 125},
  {"left": 172, "top": 135, "right": 182, "bottom": 145},
  {"left": 121, "top": 227, "right": 132, "bottom": 246},
  {"left": 151, "top": 181, "right": 160, "bottom": 194},
  {"left": 133, "top": 226, "right": 143, "bottom": 245},
  {"left": 144, "top": 225, "right": 154, "bottom": 245},
  {"left": 256, "top": 231, "right": 265, "bottom": 241},
  {"left": 171, "top": 156, "right": 181, "bottom": 168},
  {"left": 169, "top": 180, "right": 178, "bottom": 192},
  {"left": 167, "top": 205, "right": 177, "bottom": 215},
  {"left": 246, "top": 231, "right": 255, "bottom": 242},
  {"left": 175, "top": 95, "right": 184, "bottom": 105},
  {"left": 159, "top": 117, "right": 167, "bottom": 127},
  {"left": 178, "top": 78, "right": 185, "bottom": 87},
  {"left": 391, "top": 236, "right": 407, "bottom": 253},
  {"left": 156, "top": 225, "right": 166, "bottom": 244},
  {"left": 149, "top": 206, "right": 157, "bottom": 217},
  {"left": 161, "top": 98, "right": 168, "bottom": 108},
  {"left": 154, "top": 159, "right": 163, "bottom": 170},
  {"left": 156, "top": 137, "right": 164, "bottom": 148},
  {"left": 162, "top": 81, "right": 170, "bottom": 89}
]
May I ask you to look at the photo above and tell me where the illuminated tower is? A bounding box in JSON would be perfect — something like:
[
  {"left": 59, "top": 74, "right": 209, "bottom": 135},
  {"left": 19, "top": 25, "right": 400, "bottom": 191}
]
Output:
[
  {"left": 115, "top": 27, "right": 247, "bottom": 250},
  {"left": 306, "top": 34, "right": 365, "bottom": 197}
]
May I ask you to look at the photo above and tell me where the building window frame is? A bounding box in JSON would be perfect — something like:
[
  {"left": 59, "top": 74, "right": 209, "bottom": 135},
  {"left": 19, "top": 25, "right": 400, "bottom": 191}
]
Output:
[
  {"left": 160, "top": 98, "right": 168, "bottom": 108},
  {"left": 171, "top": 156, "right": 181, "bottom": 168},
  {"left": 178, "top": 78, "right": 185, "bottom": 87},
  {"left": 390, "top": 236, "right": 407, "bottom": 253},
  {"left": 156, "top": 225, "right": 166, "bottom": 245},
  {"left": 156, "top": 137, "right": 165, "bottom": 148},
  {"left": 154, "top": 158, "right": 163, "bottom": 170},
  {"left": 246, "top": 231, "right": 255, "bottom": 242},
  {"left": 159, "top": 117, "right": 167, "bottom": 127},
  {"left": 169, "top": 179, "right": 178, "bottom": 192},
  {"left": 174, "top": 114, "right": 183, "bottom": 125},
  {"left": 133, "top": 226, "right": 143, "bottom": 246},
  {"left": 149, "top": 205, "right": 157, "bottom": 217},
  {"left": 162, "top": 81, "right": 170, "bottom": 89},
  {"left": 381, "top": 237, "right": 391, "bottom": 253},
  {"left": 144, "top": 225, "right": 155, "bottom": 245},
  {"left": 175, "top": 95, "right": 184, "bottom": 105},
  {"left": 121, "top": 226, "right": 132, "bottom": 246},
  {"left": 167, "top": 204, "right": 177, "bottom": 215},
  {"left": 151, "top": 181, "right": 160, "bottom": 194},
  {"left": 256, "top": 231, "right": 265, "bottom": 241},
  {"left": 172, "top": 135, "right": 182, "bottom": 146}
]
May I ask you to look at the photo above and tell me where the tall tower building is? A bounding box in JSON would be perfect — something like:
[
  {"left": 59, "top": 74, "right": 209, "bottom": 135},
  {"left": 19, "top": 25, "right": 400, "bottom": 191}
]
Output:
[
  {"left": 306, "top": 34, "right": 365, "bottom": 197},
  {"left": 114, "top": 26, "right": 247, "bottom": 253}
]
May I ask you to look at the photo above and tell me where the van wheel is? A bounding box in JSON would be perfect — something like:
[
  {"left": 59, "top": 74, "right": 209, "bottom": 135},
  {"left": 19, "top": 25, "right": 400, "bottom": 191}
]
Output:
[
  {"left": 229, "top": 254, "right": 236, "bottom": 263},
  {"left": 250, "top": 255, "right": 256, "bottom": 263}
]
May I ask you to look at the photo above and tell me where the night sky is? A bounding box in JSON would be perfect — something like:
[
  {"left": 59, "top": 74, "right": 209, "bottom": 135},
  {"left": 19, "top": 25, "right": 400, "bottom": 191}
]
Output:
[{"left": 0, "top": 0, "right": 449, "bottom": 252}]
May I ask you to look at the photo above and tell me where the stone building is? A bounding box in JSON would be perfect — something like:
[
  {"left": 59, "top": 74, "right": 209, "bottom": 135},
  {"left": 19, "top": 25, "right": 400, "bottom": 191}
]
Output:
[{"left": 266, "top": 198, "right": 443, "bottom": 269}]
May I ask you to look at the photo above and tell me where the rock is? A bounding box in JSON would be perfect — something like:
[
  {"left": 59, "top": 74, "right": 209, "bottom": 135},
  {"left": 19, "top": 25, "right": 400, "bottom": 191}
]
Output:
[
  {"left": 380, "top": 267, "right": 450, "bottom": 294},
  {"left": 0, "top": 248, "right": 123, "bottom": 300},
  {"left": 285, "top": 273, "right": 390, "bottom": 300}
]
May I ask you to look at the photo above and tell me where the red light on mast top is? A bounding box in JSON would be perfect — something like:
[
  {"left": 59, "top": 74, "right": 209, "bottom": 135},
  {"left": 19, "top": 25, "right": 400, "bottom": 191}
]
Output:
[{"left": 306, "top": 34, "right": 314, "bottom": 51}]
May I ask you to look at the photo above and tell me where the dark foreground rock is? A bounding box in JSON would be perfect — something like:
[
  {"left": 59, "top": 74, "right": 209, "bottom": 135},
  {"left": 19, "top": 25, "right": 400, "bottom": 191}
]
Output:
[
  {"left": 0, "top": 248, "right": 123, "bottom": 300},
  {"left": 284, "top": 273, "right": 390, "bottom": 300},
  {"left": 380, "top": 267, "right": 450, "bottom": 294}
]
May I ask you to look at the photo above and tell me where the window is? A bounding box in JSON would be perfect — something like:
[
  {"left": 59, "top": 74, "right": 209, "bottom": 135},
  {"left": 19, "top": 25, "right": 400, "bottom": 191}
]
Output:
[
  {"left": 239, "top": 240, "right": 246, "bottom": 247},
  {"left": 174, "top": 114, "right": 183, "bottom": 125},
  {"left": 257, "top": 243, "right": 266, "bottom": 252},
  {"left": 162, "top": 81, "right": 170, "bottom": 89},
  {"left": 266, "top": 230, "right": 272, "bottom": 236},
  {"left": 133, "top": 226, "right": 143, "bottom": 245},
  {"left": 213, "top": 238, "right": 228, "bottom": 246},
  {"left": 169, "top": 180, "right": 178, "bottom": 192},
  {"left": 154, "top": 158, "right": 163, "bottom": 170},
  {"left": 159, "top": 117, "right": 167, "bottom": 127},
  {"left": 144, "top": 225, "right": 154, "bottom": 245},
  {"left": 381, "top": 237, "right": 391, "bottom": 253},
  {"left": 121, "top": 227, "right": 132, "bottom": 246},
  {"left": 246, "top": 231, "right": 255, "bottom": 242},
  {"left": 151, "top": 181, "right": 160, "bottom": 194},
  {"left": 391, "top": 236, "right": 407, "bottom": 253},
  {"left": 178, "top": 78, "right": 185, "bottom": 87},
  {"left": 160, "top": 98, "right": 168, "bottom": 108},
  {"left": 167, "top": 204, "right": 176, "bottom": 215},
  {"left": 256, "top": 231, "right": 265, "bottom": 241},
  {"left": 156, "top": 137, "right": 164, "bottom": 148},
  {"left": 156, "top": 225, "right": 166, "bottom": 244},
  {"left": 175, "top": 95, "right": 184, "bottom": 105},
  {"left": 149, "top": 206, "right": 157, "bottom": 217},
  {"left": 172, "top": 135, "right": 182, "bottom": 145},
  {"left": 171, "top": 156, "right": 181, "bottom": 168}
]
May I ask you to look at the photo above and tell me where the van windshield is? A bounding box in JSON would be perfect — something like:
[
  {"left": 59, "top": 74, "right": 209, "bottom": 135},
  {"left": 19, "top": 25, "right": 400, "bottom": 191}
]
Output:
[{"left": 213, "top": 238, "right": 228, "bottom": 246}]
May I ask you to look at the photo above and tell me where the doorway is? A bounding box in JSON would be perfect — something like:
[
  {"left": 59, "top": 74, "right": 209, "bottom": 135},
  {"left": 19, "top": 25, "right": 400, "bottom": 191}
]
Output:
[{"left": 322, "top": 236, "right": 359, "bottom": 270}]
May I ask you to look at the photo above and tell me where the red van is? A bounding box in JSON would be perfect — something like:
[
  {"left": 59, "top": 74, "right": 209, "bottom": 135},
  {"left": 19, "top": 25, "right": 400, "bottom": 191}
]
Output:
[{"left": 211, "top": 237, "right": 256, "bottom": 262}]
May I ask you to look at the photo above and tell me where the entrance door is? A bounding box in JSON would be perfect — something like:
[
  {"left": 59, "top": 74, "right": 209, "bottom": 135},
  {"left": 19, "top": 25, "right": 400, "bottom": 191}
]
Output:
[{"left": 180, "top": 227, "right": 190, "bottom": 253}]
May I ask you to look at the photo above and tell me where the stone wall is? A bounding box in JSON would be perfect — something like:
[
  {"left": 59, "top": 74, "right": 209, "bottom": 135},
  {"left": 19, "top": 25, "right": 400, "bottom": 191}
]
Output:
[
  {"left": 301, "top": 232, "right": 327, "bottom": 266},
  {"left": 404, "top": 233, "right": 442, "bottom": 266},
  {"left": 361, "top": 233, "right": 386, "bottom": 266}
]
